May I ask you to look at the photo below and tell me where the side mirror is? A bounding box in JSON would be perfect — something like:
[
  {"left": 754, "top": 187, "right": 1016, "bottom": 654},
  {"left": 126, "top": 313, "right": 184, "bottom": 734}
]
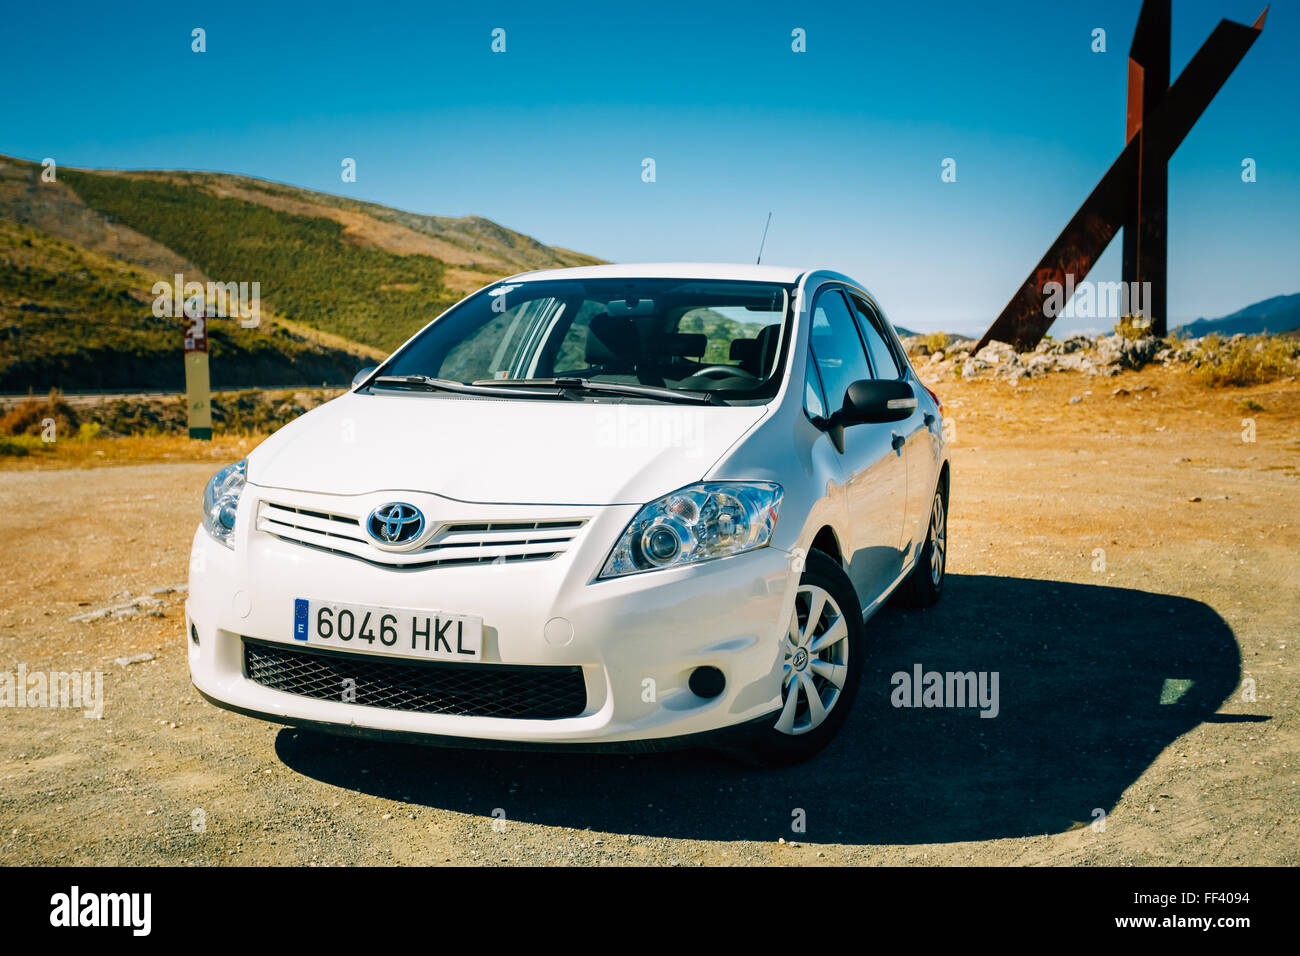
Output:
[
  {"left": 839, "top": 379, "right": 916, "bottom": 425},
  {"left": 352, "top": 366, "right": 378, "bottom": 389}
]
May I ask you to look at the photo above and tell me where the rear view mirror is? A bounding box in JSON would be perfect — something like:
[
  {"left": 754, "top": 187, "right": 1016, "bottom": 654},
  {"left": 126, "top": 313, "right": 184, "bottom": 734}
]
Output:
[
  {"left": 606, "top": 298, "right": 656, "bottom": 316},
  {"left": 839, "top": 379, "right": 916, "bottom": 425}
]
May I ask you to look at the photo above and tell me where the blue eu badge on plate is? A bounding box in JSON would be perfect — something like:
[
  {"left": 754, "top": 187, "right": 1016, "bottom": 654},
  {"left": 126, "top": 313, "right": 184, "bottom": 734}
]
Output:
[{"left": 294, "top": 598, "right": 309, "bottom": 640}]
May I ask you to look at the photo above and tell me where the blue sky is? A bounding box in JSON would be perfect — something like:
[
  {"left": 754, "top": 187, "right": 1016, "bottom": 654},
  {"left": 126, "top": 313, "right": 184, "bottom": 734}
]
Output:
[{"left": 1, "top": 0, "right": 1295, "bottom": 334}]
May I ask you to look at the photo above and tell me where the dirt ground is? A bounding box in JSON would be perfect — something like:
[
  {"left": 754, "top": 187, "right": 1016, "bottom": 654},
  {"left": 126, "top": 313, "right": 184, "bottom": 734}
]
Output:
[{"left": 0, "top": 365, "right": 1296, "bottom": 866}]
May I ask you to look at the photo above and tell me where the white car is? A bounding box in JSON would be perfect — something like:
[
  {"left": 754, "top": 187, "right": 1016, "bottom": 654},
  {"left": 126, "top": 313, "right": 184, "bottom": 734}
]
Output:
[{"left": 187, "top": 263, "right": 949, "bottom": 765}]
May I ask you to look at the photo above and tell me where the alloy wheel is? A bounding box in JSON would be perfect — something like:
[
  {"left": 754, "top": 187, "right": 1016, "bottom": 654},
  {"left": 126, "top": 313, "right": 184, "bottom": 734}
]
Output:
[
  {"left": 775, "top": 584, "right": 851, "bottom": 736},
  {"left": 929, "top": 491, "right": 947, "bottom": 586}
]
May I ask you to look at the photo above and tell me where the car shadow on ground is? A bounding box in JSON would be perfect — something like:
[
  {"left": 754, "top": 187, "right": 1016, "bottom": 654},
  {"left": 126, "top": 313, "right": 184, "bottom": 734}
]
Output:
[{"left": 274, "top": 573, "right": 1243, "bottom": 845}]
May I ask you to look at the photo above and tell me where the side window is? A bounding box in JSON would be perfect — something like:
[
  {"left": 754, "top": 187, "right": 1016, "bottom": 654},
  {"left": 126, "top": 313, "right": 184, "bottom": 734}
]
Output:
[
  {"left": 808, "top": 288, "right": 872, "bottom": 412},
  {"left": 848, "top": 294, "right": 902, "bottom": 379},
  {"left": 803, "top": 351, "right": 827, "bottom": 419}
]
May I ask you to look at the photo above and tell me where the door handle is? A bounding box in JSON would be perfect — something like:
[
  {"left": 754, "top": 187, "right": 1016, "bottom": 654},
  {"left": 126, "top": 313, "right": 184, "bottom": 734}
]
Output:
[
  {"left": 923, "top": 413, "right": 935, "bottom": 427},
  {"left": 891, "top": 433, "right": 906, "bottom": 452}
]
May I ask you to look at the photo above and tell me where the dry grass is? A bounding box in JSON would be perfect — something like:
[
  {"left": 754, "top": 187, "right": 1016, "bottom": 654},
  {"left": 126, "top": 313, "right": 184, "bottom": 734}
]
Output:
[
  {"left": 0, "top": 388, "right": 340, "bottom": 452},
  {"left": 0, "top": 387, "right": 289, "bottom": 467},
  {"left": 0, "top": 432, "right": 264, "bottom": 469},
  {"left": 1195, "top": 334, "right": 1300, "bottom": 387},
  {"left": 1113, "top": 314, "right": 1154, "bottom": 341},
  {"left": 0, "top": 388, "right": 80, "bottom": 438},
  {"left": 923, "top": 331, "right": 951, "bottom": 353}
]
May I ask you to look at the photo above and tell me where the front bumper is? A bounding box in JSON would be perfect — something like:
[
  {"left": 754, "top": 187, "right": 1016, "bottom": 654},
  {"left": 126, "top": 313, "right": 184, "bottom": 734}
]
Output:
[{"left": 187, "top": 485, "right": 795, "bottom": 748}]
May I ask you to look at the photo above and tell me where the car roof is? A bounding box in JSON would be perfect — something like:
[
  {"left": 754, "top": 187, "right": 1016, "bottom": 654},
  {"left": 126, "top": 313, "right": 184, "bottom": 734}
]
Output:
[{"left": 502, "top": 262, "right": 810, "bottom": 285}]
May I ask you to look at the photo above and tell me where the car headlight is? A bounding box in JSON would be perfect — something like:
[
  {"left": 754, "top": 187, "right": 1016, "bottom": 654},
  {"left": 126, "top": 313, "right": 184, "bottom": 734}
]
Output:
[
  {"left": 202, "top": 460, "right": 247, "bottom": 548},
  {"left": 599, "top": 481, "right": 783, "bottom": 579}
]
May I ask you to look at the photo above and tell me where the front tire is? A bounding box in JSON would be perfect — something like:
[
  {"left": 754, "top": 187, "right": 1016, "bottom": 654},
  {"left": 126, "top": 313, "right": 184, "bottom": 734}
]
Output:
[{"left": 729, "top": 550, "right": 864, "bottom": 767}]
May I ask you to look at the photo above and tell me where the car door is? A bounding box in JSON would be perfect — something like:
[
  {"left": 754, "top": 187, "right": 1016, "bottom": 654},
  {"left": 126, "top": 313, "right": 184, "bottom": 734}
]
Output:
[
  {"left": 847, "top": 292, "right": 934, "bottom": 559},
  {"left": 807, "top": 286, "right": 907, "bottom": 604}
]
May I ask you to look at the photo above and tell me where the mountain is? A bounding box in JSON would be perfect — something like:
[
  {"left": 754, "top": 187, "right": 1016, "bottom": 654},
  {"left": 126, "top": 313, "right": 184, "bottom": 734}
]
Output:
[
  {"left": 1173, "top": 293, "right": 1300, "bottom": 338},
  {"left": 0, "top": 154, "right": 602, "bottom": 391}
]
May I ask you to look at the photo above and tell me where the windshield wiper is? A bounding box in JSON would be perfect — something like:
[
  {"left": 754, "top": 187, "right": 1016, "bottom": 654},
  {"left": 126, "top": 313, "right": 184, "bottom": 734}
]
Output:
[
  {"left": 470, "top": 377, "right": 724, "bottom": 406},
  {"left": 370, "top": 375, "right": 564, "bottom": 398}
]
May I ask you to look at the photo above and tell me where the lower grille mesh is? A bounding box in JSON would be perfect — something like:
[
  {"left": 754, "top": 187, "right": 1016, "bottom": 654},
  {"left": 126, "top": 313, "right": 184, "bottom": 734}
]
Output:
[{"left": 243, "top": 639, "right": 587, "bottom": 719}]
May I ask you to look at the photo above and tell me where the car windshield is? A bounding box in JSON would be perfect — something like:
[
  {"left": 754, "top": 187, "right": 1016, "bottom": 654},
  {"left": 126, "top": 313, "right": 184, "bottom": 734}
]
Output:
[{"left": 376, "top": 278, "right": 793, "bottom": 402}]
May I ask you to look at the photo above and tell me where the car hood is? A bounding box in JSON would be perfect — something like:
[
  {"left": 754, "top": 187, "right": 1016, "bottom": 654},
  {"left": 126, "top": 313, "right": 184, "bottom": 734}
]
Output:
[{"left": 248, "top": 391, "right": 768, "bottom": 506}]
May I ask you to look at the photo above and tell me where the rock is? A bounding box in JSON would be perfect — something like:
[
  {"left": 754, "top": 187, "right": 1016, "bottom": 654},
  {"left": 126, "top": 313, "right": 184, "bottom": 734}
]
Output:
[
  {"left": 882, "top": 329, "right": 1241, "bottom": 383},
  {"left": 1125, "top": 336, "right": 1162, "bottom": 367},
  {"left": 1068, "top": 396, "right": 1083, "bottom": 405},
  {"left": 1023, "top": 355, "right": 1053, "bottom": 377},
  {"left": 973, "top": 341, "right": 1019, "bottom": 367},
  {"left": 1094, "top": 333, "right": 1162, "bottom": 371},
  {"left": 1094, "top": 334, "right": 1124, "bottom": 366},
  {"left": 114, "top": 652, "right": 156, "bottom": 666}
]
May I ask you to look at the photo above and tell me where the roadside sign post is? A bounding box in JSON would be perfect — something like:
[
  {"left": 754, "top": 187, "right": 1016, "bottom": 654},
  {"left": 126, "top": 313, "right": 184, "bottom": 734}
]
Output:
[{"left": 183, "top": 300, "right": 213, "bottom": 440}]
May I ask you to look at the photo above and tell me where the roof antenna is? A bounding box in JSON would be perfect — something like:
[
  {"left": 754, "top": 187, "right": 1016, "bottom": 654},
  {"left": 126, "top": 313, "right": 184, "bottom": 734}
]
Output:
[{"left": 755, "top": 212, "right": 772, "bottom": 265}]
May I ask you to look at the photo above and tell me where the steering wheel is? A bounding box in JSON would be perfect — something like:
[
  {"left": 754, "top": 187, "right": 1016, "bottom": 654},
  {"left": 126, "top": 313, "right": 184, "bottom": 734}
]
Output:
[{"left": 691, "top": 365, "right": 757, "bottom": 381}]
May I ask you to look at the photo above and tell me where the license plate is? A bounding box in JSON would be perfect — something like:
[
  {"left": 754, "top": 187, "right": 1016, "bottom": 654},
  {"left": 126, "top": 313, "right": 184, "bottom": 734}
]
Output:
[{"left": 293, "top": 598, "right": 482, "bottom": 662}]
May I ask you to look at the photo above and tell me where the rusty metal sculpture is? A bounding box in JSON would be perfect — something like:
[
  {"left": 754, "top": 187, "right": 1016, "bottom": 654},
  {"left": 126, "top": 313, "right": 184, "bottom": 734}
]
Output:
[{"left": 974, "top": 1, "right": 1267, "bottom": 353}]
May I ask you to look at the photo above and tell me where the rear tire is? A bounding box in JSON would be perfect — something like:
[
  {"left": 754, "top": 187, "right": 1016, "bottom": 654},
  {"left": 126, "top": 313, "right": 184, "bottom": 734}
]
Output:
[
  {"left": 726, "top": 550, "right": 864, "bottom": 767},
  {"left": 894, "top": 481, "right": 948, "bottom": 608}
]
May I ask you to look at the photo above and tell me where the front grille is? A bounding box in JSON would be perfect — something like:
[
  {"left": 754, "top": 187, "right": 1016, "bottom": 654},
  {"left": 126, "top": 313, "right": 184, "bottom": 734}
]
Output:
[
  {"left": 242, "top": 639, "right": 588, "bottom": 719},
  {"left": 256, "top": 500, "right": 586, "bottom": 570},
  {"left": 259, "top": 502, "right": 367, "bottom": 545}
]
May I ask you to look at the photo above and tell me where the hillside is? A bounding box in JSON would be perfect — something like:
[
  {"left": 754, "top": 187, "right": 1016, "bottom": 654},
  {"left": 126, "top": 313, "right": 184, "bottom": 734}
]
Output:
[
  {"left": 0, "top": 218, "right": 383, "bottom": 390},
  {"left": 1173, "top": 292, "right": 1300, "bottom": 338},
  {"left": 0, "top": 154, "right": 602, "bottom": 390}
]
